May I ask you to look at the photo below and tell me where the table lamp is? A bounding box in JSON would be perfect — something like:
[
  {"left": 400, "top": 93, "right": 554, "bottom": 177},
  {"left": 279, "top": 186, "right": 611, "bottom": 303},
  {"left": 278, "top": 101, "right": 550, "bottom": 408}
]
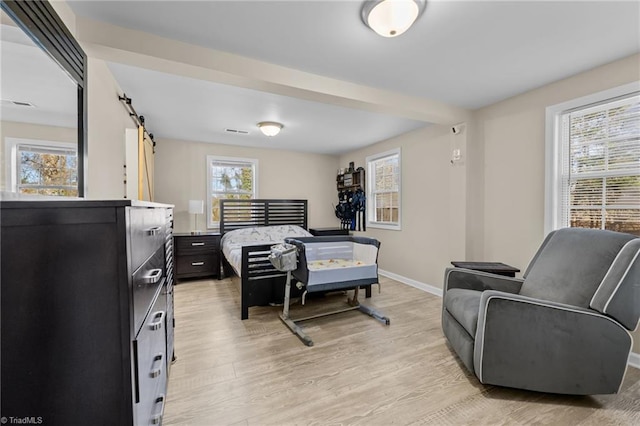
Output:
[{"left": 188, "top": 199, "right": 204, "bottom": 235}]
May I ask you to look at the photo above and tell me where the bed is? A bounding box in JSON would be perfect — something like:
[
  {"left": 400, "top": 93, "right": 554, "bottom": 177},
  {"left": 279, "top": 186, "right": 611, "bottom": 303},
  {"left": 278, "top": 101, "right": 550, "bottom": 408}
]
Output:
[
  {"left": 220, "top": 199, "right": 377, "bottom": 320},
  {"left": 219, "top": 199, "right": 311, "bottom": 319}
]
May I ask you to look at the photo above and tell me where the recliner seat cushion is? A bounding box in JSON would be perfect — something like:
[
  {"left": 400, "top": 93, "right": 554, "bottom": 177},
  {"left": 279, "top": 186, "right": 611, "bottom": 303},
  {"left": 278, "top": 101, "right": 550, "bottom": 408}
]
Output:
[{"left": 443, "top": 288, "right": 482, "bottom": 337}]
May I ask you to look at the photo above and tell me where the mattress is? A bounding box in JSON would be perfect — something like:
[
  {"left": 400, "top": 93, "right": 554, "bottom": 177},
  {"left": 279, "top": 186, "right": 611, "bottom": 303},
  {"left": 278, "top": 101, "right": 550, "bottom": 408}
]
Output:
[{"left": 221, "top": 225, "right": 312, "bottom": 276}]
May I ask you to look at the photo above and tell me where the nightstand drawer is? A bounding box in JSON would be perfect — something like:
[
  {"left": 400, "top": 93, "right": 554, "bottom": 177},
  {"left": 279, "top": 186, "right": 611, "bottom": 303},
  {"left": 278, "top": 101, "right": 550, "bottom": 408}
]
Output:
[
  {"left": 176, "top": 254, "right": 217, "bottom": 275},
  {"left": 175, "top": 235, "right": 219, "bottom": 254}
]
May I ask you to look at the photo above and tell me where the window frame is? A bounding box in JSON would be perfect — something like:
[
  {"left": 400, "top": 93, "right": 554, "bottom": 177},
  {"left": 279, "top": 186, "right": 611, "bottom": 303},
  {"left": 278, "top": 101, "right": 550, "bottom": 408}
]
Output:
[
  {"left": 206, "top": 155, "right": 258, "bottom": 229},
  {"left": 545, "top": 81, "right": 640, "bottom": 235},
  {"left": 366, "top": 147, "right": 402, "bottom": 230},
  {"left": 5, "top": 137, "right": 78, "bottom": 196}
]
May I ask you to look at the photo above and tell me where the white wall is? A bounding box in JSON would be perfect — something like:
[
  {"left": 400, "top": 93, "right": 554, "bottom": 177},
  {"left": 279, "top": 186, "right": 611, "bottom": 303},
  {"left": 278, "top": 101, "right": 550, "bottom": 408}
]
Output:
[
  {"left": 339, "top": 54, "right": 639, "bottom": 354},
  {"left": 154, "top": 138, "right": 340, "bottom": 233},
  {"left": 472, "top": 53, "right": 640, "bottom": 353},
  {"left": 85, "top": 57, "right": 136, "bottom": 199},
  {"left": 472, "top": 53, "right": 639, "bottom": 276},
  {"left": 339, "top": 124, "right": 468, "bottom": 288}
]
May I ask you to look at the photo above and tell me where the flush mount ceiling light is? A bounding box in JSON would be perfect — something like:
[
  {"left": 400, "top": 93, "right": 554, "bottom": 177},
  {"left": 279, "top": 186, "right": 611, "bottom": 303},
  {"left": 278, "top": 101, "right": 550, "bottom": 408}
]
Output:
[
  {"left": 362, "top": 0, "right": 426, "bottom": 38},
  {"left": 257, "top": 121, "right": 283, "bottom": 137}
]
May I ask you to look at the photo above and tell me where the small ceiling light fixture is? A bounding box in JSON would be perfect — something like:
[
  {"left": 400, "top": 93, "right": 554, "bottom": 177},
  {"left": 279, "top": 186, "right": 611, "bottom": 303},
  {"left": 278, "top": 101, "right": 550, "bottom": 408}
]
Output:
[
  {"left": 257, "top": 121, "right": 283, "bottom": 137},
  {"left": 362, "top": 0, "right": 426, "bottom": 38}
]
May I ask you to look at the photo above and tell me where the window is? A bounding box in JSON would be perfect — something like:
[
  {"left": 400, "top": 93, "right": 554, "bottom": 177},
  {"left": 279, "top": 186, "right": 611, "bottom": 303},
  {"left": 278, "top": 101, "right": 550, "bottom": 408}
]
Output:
[
  {"left": 366, "top": 148, "right": 401, "bottom": 230},
  {"left": 5, "top": 138, "right": 78, "bottom": 196},
  {"left": 546, "top": 83, "right": 639, "bottom": 236},
  {"left": 206, "top": 155, "right": 258, "bottom": 228}
]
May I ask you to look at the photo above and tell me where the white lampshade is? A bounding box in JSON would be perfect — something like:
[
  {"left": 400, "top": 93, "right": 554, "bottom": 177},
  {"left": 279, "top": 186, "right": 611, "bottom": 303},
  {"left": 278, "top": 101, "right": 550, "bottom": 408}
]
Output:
[
  {"left": 188, "top": 199, "right": 204, "bottom": 215},
  {"left": 257, "top": 121, "right": 283, "bottom": 137},
  {"left": 362, "top": 0, "right": 425, "bottom": 38}
]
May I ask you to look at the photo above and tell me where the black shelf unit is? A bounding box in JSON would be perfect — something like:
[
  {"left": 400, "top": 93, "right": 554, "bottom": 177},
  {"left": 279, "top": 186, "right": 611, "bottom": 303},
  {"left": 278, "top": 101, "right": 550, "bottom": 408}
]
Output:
[{"left": 336, "top": 166, "right": 366, "bottom": 231}]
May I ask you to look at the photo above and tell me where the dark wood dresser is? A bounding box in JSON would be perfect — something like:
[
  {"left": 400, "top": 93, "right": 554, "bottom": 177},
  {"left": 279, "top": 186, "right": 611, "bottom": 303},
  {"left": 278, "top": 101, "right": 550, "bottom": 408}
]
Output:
[
  {"left": 174, "top": 232, "right": 221, "bottom": 281},
  {"left": 0, "top": 199, "right": 174, "bottom": 425}
]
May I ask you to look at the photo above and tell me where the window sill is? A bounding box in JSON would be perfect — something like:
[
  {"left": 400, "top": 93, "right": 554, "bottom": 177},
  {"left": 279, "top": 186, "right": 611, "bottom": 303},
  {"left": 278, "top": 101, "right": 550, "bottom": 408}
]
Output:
[{"left": 367, "top": 222, "right": 401, "bottom": 231}]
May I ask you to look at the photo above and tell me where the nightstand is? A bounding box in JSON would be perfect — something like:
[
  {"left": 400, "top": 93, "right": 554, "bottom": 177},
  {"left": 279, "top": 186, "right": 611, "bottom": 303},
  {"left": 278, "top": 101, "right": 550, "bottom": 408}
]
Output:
[
  {"left": 174, "top": 233, "right": 221, "bottom": 281},
  {"left": 309, "top": 227, "right": 350, "bottom": 236}
]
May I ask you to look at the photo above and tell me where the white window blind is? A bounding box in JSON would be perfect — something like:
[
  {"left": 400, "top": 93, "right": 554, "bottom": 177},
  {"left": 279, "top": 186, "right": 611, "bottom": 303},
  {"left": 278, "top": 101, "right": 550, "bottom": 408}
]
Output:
[
  {"left": 367, "top": 148, "right": 401, "bottom": 230},
  {"left": 559, "top": 94, "right": 640, "bottom": 236},
  {"left": 206, "top": 156, "right": 257, "bottom": 228}
]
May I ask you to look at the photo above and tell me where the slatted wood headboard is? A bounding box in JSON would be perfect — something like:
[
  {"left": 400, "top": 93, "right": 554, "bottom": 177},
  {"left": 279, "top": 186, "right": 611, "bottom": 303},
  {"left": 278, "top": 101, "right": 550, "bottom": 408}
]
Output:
[{"left": 219, "top": 199, "right": 308, "bottom": 234}]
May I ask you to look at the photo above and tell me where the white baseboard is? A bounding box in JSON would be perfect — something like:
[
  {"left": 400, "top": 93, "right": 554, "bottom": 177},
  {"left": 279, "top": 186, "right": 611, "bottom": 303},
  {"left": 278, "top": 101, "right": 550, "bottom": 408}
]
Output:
[
  {"left": 378, "top": 269, "right": 443, "bottom": 297},
  {"left": 629, "top": 351, "right": 640, "bottom": 370},
  {"left": 377, "top": 269, "right": 640, "bottom": 369}
]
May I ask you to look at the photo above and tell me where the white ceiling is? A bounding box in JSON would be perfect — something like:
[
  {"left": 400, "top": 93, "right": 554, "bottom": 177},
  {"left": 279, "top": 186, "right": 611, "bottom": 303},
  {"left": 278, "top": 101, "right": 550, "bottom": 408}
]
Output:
[
  {"left": 3, "top": 1, "right": 639, "bottom": 154},
  {"left": 105, "top": 62, "right": 426, "bottom": 154}
]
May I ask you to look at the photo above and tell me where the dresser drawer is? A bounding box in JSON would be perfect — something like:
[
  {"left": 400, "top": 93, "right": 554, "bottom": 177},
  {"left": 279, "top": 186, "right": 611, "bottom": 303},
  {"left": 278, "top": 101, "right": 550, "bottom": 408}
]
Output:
[
  {"left": 129, "top": 208, "right": 167, "bottom": 271},
  {"left": 135, "top": 292, "right": 167, "bottom": 426},
  {"left": 175, "top": 235, "right": 219, "bottom": 254},
  {"left": 132, "top": 247, "right": 166, "bottom": 333}
]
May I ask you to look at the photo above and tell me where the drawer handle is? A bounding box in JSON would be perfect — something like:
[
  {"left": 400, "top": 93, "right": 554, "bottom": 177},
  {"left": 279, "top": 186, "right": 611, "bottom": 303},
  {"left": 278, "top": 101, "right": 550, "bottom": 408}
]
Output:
[
  {"left": 150, "top": 353, "right": 164, "bottom": 378},
  {"left": 191, "top": 242, "right": 205, "bottom": 246},
  {"left": 149, "top": 311, "right": 165, "bottom": 331},
  {"left": 142, "top": 268, "right": 163, "bottom": 284},
  {"left": 191, "top": 261, "right": 205, "bottom": 266},
  {"left": 147, "top": 226, "right": 162, "bottom": 236},
  {"left": 151, "top": 394, "right": 166, "bottom": 425}
]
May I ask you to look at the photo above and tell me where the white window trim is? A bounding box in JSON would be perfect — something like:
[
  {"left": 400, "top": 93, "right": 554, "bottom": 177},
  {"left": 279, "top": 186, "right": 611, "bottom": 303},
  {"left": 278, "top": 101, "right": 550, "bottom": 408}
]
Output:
[
  {"left": 544, "top": 81, "right": 640, "bottom": 235},
  {"left": 366, "top": 147, "right": 401, "bottom": 231},
  {"left": 4, "top": 137, "right": 77, "bottom": 193},
  {"left": 206, "top": 155, "right": 258, "bottom": 229}
]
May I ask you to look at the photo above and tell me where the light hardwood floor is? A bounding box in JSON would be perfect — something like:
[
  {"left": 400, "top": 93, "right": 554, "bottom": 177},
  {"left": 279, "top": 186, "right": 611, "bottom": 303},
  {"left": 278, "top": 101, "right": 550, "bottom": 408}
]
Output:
[{"left": 164, "top": 276, "right": 640, "bottom": 425}]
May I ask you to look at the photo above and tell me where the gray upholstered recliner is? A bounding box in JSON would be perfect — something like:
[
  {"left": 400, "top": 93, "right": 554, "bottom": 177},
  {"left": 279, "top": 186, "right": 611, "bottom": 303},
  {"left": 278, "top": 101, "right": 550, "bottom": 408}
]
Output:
[{"left": 442, "top": 227, "right": 639, "bottom": 395}]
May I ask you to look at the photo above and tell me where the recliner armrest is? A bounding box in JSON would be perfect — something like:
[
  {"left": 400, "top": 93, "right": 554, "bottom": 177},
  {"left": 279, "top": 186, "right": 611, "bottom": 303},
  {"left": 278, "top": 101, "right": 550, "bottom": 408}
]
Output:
[
  {"left": 474, "top": 290, "right": 632, "bottom": 395},
  {"left": 444, "top": 267, "right": 524, "bottom": 295}
]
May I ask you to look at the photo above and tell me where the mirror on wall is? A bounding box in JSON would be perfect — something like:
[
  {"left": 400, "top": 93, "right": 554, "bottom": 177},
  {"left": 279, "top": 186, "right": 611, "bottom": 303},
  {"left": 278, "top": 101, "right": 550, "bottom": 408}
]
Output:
[
  {"left": 1, "top": 10, "right": 78, "bottom": 195},
  {"left": 0, "top": 1, "right": 86, "bottom": 196}
]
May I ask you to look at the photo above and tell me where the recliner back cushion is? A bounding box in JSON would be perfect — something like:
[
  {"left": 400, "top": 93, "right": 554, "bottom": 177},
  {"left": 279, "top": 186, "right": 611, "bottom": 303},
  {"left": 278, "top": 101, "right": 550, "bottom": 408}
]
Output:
[
  {"left": 590, "top": 238, "right": 640, "bottom": 330},
  {"left": 520, "top": 228, "right": 636, "bottom": 308}
]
